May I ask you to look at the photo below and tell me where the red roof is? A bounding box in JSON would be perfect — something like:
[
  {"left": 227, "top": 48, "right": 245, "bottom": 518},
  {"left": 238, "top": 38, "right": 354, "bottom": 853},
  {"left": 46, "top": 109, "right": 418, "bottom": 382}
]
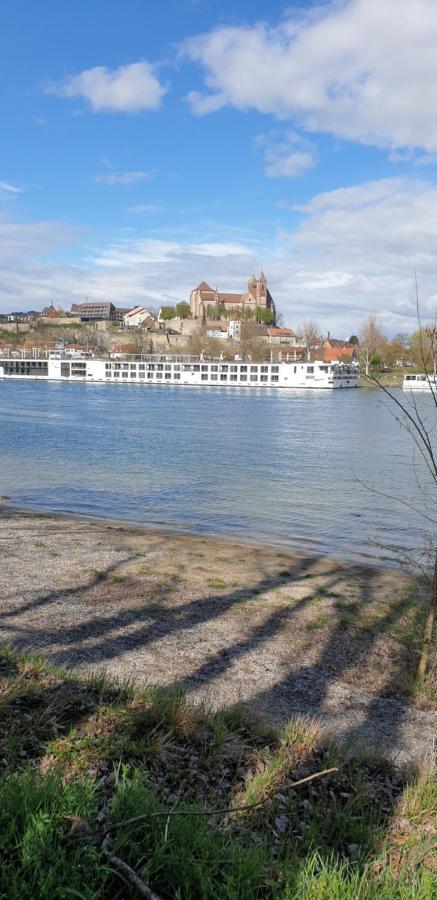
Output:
[
  {"left": 322, "top": 346, "right": 354, "bottom": 362},
  {"left": 268, "top": 327, "right": 297, "bottom": 337}
]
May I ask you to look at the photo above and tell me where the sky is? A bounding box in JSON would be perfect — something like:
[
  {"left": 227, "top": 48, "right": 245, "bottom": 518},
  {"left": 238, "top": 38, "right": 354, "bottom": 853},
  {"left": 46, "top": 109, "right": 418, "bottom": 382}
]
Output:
[{"left": 1, "top": 0, "right": 437, "bottom": 335}]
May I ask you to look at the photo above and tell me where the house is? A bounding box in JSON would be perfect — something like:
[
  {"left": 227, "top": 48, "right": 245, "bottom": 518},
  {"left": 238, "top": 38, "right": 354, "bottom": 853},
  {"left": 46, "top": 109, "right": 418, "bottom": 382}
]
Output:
[
  {"left": 206, "top": 324, "right": 229, "bottom": 340},
  {"left": 123, "top": 306, "right": 156, "bottom": 329},
  {"left": 322, "top": 345, "right": 355, "bottom": 363},
  {"left": 266, "top": 326, "right": 304, "bottom": 346},
  {"left": 228, "top": 320, "right": 241, "bottom": 342},
  {"left": 190, "top": 272, "right": 275, "bottom": 321},
  {"left": 70, "top": 302, "right": 116, "bottom": 321}
]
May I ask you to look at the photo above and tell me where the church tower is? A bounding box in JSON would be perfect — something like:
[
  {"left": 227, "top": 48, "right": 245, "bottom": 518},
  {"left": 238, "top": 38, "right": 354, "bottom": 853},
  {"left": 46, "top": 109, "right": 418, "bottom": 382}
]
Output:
[{"left": 256, "top": 270, "right": 267, "bottom": 307}]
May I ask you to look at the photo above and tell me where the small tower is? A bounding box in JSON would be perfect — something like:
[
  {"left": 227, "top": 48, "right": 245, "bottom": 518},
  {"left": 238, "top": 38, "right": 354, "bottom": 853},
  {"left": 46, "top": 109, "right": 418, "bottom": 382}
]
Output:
[
  {"left": 248, "top": 275, "right": 257, "bottom": 297},
  {"left": 256, "top": 270, "right": 267, "bottom": 307}
]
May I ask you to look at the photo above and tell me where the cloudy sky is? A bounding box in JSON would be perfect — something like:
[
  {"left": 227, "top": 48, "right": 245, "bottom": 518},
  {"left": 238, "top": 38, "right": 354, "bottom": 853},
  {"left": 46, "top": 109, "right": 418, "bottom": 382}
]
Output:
[{"left": 1, "top": 0, "right": 437, "bottom": 334}]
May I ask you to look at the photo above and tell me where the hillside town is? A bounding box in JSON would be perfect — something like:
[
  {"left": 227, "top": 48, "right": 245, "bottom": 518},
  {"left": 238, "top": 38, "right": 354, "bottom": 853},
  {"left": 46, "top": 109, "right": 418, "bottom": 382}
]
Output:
[{"left": 0, "top": 271, "right": 426, "bottom": 370}]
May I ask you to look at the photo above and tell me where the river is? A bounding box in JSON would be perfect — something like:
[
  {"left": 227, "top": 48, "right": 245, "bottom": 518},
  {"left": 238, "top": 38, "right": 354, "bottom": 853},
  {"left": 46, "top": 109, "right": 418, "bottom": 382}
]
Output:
[{"left": 0, "top": 379, "right": 434, "bottom": 565}]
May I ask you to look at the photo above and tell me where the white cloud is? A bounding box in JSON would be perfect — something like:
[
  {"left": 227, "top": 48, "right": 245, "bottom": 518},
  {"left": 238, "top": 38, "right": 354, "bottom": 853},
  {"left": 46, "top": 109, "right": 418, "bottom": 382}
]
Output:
[
  {"left": 257, "top": 131, "right": 316, "bottom": 178},
  {"left": 0, "top": 180, "right": 22, "bottom": 194},
  {"left": 184, "top": 0, "right": 437, "bottom": 152},
  {"left": 95, "top": 170, "right": 152, "bottom": 187},
  {"left": 47, "top": 61, "right": 166, "bottom": 113},
  {"left": 1, "top": 178, "right": 437, "bottom": 333}
]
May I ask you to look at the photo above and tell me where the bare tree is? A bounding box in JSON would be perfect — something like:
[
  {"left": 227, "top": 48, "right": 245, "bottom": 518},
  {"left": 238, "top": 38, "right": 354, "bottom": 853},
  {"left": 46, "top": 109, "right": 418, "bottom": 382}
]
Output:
[
  {"left": 359, "top": 315, "right": 384, "bottom": 375},
  {"left": 300, "top": 320, "right": 320, "bottom": 361},
  {"left": 129, "top": 328, "right": 150, "bottom": 356},
  {"left": 365, "top": 286, "right": 436, "bottom": 681}
]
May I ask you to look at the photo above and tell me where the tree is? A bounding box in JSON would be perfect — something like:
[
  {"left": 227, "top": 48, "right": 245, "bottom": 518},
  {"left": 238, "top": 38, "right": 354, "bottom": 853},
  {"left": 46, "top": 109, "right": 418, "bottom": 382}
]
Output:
[
  {"left": 410, "top": 325, "right": 437, "bottom": 376},
  {"left": 300, "top": 320, "right": 320, "bottom": 361},
  {"left": 256, "top": 308, "right": 275, "bottom": 325},
  {"left": 160, "top": 306, "right": 175, "bottom": 321},
  {"left": 130, "top": 329, "right": 150, "bottom": 355},
  {"left": 359, "top": 316, "right": 384, "bottom": 375},
  {"left": 175, "top": 302, "right": 191, "bottom": 319},
  {"left": 365, "top": 287, "right": 436, "bottom": 682},
  {"left": 349, "top": 335, "right": 359, "bottom": 346}
]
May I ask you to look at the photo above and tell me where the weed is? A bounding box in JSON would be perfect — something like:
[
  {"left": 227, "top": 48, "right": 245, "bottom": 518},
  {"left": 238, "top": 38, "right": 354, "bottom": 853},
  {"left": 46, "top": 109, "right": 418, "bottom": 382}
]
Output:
[{"left": 207, "top": 577, "right": 227, "bottom": 590}]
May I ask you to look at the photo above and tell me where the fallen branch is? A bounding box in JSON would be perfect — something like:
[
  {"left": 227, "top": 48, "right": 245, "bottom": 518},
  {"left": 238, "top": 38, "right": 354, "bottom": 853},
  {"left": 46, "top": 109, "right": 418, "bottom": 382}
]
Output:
[
  {"left": 101, "top": 834, "right": 162, "bottom": 900},
  {"left": 102, "top": 767, "right": 338, "bottom": 837}
]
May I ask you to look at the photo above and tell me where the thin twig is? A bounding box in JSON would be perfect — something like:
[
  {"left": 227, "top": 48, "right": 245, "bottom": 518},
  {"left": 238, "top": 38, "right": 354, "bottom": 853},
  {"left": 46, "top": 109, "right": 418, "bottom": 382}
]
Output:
[
  {"left": 102, "top": 767, "right": 338, "bottom": 837},
  {"left": 101, "top": 835, "right": 162, "bottom": 900}
]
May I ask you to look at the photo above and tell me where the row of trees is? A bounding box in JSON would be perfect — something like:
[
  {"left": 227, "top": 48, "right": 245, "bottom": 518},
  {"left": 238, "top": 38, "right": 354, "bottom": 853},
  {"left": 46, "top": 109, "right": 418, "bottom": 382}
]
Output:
[{"left": 359, "top": 316, "right": 437, "bottom": 375}]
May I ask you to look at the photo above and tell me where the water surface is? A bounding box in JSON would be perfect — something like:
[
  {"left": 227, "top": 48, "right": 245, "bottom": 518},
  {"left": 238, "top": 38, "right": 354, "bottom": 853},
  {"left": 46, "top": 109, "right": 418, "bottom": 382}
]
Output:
[{"left": 0, "top": 380, "right": 434, "bottom": 565}]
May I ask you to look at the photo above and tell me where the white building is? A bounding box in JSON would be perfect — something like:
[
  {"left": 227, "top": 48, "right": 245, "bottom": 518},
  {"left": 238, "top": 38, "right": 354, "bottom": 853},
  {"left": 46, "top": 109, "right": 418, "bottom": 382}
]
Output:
[{"left": 123, "top": 307, "right": 155, "bottom": 329}]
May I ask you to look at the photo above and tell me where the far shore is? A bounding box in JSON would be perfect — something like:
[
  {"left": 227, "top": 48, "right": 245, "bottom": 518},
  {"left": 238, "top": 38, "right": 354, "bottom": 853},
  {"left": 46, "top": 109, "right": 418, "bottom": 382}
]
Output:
[{"left": 1, "top": 506, "right": 435, "bottom": 763}]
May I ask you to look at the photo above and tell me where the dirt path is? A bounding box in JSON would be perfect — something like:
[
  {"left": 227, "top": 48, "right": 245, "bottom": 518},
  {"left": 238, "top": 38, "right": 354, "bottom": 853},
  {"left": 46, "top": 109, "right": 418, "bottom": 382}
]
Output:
[{"left": 1, "top": 507, "right": 435, "bottom": 764}]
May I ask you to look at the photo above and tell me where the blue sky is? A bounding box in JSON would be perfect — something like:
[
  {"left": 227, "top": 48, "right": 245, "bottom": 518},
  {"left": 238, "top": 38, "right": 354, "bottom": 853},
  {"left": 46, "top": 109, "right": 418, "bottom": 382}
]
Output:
[{"left": 1, "top": 0, "right": 437, "bottom": 334}]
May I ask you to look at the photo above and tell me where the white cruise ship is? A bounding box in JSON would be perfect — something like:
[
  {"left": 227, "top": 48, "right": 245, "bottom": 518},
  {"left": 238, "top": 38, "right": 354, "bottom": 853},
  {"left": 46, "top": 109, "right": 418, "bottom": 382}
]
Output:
[{"left": 0, "top": 352, "right": 359, "bottom": 389}]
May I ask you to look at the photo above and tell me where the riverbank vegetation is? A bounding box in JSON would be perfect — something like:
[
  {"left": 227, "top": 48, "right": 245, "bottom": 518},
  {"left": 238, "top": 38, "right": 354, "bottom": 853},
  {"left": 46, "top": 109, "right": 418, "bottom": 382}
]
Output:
[{"left": 1, "top": 644, "right": 435, "bottom": 899}]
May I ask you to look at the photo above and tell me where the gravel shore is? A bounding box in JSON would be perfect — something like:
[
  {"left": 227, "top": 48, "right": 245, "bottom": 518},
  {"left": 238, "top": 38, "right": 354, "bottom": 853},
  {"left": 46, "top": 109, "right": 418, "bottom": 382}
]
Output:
[{"left": 1, "top": 506, "right": 435, "bottom": 764}]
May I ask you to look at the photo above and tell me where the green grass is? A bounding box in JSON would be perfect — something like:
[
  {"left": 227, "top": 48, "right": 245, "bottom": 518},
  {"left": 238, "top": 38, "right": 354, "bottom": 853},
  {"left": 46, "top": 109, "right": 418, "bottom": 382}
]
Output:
[
  {"left": 0, "top": 644, "right": 435, "bottom": 899},
  {"left": 207, "top": 577, "right": 227, "bottom": 590}
]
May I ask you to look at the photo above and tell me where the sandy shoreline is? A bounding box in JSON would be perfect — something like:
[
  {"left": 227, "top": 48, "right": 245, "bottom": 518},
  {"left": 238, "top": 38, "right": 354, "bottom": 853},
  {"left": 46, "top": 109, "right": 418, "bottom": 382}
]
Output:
[{"left": 1, "top": 505, "right": 435, "bottom": 763}]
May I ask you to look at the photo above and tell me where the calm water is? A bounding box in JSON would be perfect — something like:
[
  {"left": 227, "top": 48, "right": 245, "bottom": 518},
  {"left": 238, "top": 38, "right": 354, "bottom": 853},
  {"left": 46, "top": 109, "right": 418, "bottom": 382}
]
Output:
[{"left": 0, "top": 380, "right": 434, "bottom": 565}]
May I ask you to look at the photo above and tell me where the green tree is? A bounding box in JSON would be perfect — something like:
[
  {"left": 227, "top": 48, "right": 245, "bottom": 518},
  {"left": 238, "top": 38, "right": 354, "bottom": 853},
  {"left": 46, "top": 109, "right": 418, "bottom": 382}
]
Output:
[
  {"left": 160, "top": 306, "right": 176, "bottom": 321},
  {"left": 349, "top": 335, "right": 359, "bottom": 346},
  {"left": 175, "top": 302, "right": 191, "bottom": 319},
  {"left": 256, "top": 308, "right": 275, "bottom": 325}
]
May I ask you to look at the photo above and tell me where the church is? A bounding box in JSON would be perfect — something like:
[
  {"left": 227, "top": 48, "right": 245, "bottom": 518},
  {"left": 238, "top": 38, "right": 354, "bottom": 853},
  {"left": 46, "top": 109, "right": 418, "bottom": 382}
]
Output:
[{"left": 189, "top": 272, "right": 276, "bottom": 321}]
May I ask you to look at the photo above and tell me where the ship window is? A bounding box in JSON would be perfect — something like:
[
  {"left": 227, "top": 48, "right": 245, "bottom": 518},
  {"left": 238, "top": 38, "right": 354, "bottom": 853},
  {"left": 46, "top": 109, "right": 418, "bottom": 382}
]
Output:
[
  {"left": 201, "top": 373, "right": 208, "bottom": 381},
  {"left": 271, "top": 375, "right": 279, "bottom": 382},
  {"left": 201, "top": 365, "right": 208, "bottom": 371},
  {"left": 240, "top": 365, "right": 247, "bottom": 372},
  {"left": 220, "top": 373, "right": 228, "bottom": 381},
  {"left": 183, "top": 364, "right": 191, "bottom": 371},
  {"left": 250, "top": 374, "right": 258, "bottom": 381},
  {"left": 193, "top": 364, "right": 200, "bottom": 371},
  {"left": 294, "top": 366, "right": 297, "bottom": 373},
  {"left": 211, "top": 365, "right": 218, "bottom": 372},
  {"left": 61, "top": 363, "right": 70, "bottom": 377},
  {"left": 165, "top": 372, "right": 171, "bottom": 379},
  {"left": 139, "top": 371, "right": 145, "bottom": 378},
  {"left": 220, "top": 365, "right": 228, "bottom": 372},
  {"left": 139, "top": 364, "right": 145, "bottom": 370},
  {"left": 230, "top": 365, "right": 237, "bottom": 372},
  {"left": 250, "top": 365, "right": 258, "bottom": 372},
  {"left": 261, "top": 365, "right": 268, "bottom": 372},
  {"left": 174, "top": 372, "right": 181, "bottom": 379},
  {"left": 147, "top": 372, "right": 153, "bottom": 379},
  {"left": 260, "top": 375, "right": 268, "bottom": 382},
  {"left": 157, "top": 364, "right": 164, "bottom": 371},
  {"left": 114, "top": 371, "right": 120, "bottom": 377},
  {"left": 211, "top": 373, "right": 218, "bottom": 380},
  {"left": 240, "top": 374, "right": 247, "bottom": 381},
  {"left": 122, "top": 371, "right": 128, "bottom": 378},
  {"left": 230, "top": 374, "right": 238, "bottom": 381},
  {"left": 307, "top": 366, "right": 314, "bottom": 373}
]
